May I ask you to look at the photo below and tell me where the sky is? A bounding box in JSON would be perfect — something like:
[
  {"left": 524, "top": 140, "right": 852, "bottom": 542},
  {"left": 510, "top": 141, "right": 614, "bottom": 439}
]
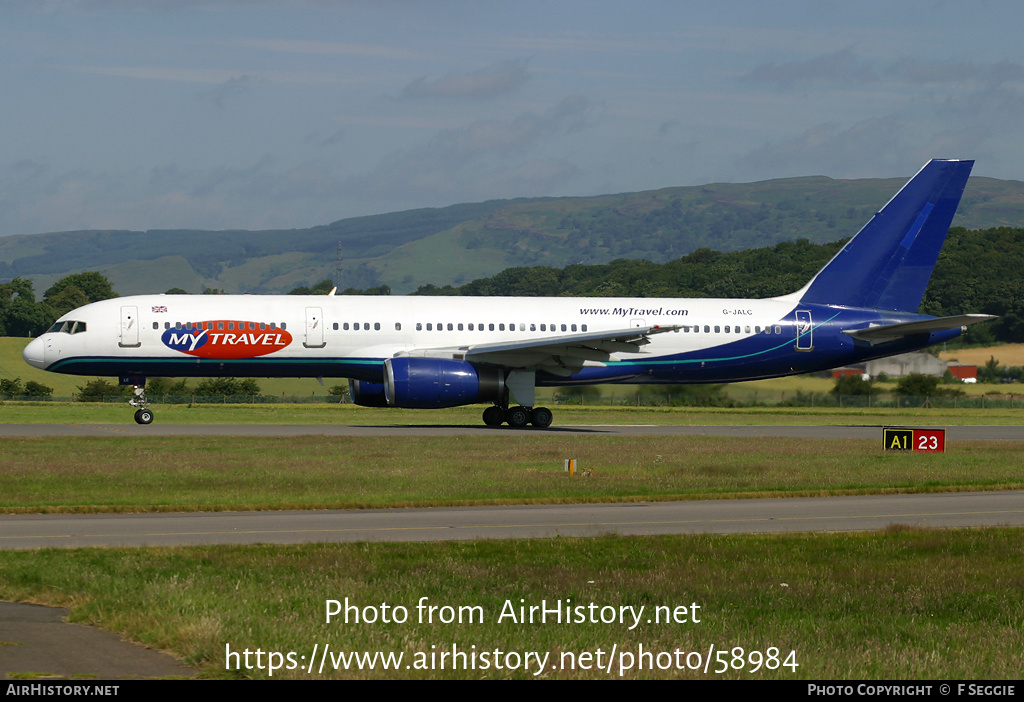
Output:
[{"left": 2, "top": 0, "right": 1023, "bottom": 237}]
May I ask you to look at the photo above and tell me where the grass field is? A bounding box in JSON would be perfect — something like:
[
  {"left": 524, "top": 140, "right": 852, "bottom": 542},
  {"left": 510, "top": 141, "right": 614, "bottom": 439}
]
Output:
[
  {"left": 3, "top": 434, "right": 1022, "bottom": 513},
  {"left": 1, "top": 530, "right": 1022, "bottom": 679},
  {"left": 940, "top": 343, "right": 1024, "bottom": 366},
  {"left": 3, "top": 345, "right": 1024, "bottom": 679}
]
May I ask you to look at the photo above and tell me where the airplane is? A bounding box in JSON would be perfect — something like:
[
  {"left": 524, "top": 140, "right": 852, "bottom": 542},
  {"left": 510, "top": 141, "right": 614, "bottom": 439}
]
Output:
[{"left": 22, "top": 159, "right": 994, "bottom": 427}]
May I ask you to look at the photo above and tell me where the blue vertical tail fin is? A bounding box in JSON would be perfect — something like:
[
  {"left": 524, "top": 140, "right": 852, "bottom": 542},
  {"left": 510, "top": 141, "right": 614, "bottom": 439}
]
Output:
[{"left": 795, "top": 159, "right": 973, "bottom": 312}]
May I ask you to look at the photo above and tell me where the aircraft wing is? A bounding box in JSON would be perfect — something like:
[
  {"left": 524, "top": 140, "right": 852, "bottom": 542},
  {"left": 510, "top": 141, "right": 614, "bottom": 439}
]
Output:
[
  {"left": 396, "top": 325, "right": 681, "bottom": 375},
  {"left": 842, "top": 314, "right": 996, "bottom": 346}
]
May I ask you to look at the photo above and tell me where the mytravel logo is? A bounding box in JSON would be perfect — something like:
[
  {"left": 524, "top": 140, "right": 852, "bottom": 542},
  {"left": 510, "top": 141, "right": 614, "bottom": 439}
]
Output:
[{"left": 161, "top": 321, "right": 293, "bottom": 359}]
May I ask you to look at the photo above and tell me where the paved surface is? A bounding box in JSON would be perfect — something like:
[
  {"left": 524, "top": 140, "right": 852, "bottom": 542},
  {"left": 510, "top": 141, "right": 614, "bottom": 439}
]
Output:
[
  {"left": 0, "top": 602, "right": 195, "bottom": 680},
  {"left": 3, "top": 422, "right": 1024, "bottom": 440},
  {"left": 4, "top": 491, "right": 1024, "bottom": 550}
]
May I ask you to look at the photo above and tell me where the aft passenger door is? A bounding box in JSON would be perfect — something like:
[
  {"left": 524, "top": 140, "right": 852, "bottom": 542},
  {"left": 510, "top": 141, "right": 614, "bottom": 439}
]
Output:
[
  {"left": 119, "top": 305, "right": 140, "bottom": 348},
  {"left": 795, "top": 310, "right": 813, "bottom": 352},
  {"left": 304, "top": 307, "right": 326, "bottom": 348}
]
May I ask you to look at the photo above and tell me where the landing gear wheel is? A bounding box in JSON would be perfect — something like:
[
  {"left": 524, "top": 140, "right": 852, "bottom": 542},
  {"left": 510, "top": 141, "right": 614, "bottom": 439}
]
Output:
[
  {"left": 482, "top": 406, "right": 504, "bottom": 427},
  {"left": 134, "top": 408, "right": 153, "bottom": 425},
  {"left": 506, "top": 406, "right": 530, "bottom": 428},
  {"left": 530, "top": 406, "right": 553, "bottom": 428}
]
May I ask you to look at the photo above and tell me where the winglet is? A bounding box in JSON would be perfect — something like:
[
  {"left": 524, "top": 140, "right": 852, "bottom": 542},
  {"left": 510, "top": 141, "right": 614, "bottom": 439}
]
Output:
[{"left": 795, "top": 159, "right": 973, "bottom": 312}]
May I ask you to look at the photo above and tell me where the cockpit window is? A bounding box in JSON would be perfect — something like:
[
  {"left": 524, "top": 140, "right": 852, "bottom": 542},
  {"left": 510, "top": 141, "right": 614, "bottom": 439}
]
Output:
[{"left": 47, "top": 320, "right": 87, "bottom": 334}]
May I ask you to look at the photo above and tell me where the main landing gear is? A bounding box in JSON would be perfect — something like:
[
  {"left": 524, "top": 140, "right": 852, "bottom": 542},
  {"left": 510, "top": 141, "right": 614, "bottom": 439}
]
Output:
[
  {"left": 482, "top": 404, "right": 553, "bottom": 429},
  {"left": 130, "top": 384, "right": 153, "bottom": 425}
]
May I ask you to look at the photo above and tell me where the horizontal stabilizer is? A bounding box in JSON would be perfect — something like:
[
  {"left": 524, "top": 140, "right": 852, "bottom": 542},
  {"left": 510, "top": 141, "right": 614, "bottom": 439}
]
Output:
[{"left": 842, "top": 314, "right": 996, "bottom": 346}]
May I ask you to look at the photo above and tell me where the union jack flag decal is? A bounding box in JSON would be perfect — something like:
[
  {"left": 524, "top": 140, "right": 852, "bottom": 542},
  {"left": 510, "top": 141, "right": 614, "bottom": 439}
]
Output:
[{"left": 152, "top": 305, "right": 168, "bottom": 313}]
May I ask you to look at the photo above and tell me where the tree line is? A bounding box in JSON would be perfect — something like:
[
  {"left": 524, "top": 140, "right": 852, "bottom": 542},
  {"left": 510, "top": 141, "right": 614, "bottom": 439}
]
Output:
[
  {"left": 0, "top": 272, "right": 116, "bottom": 338},
  {"left": 409, "top": 226, "right": 1024, "bottom": 344},
  {"left": 3, "top": 226, "right": 1023, "bottom": 343}
]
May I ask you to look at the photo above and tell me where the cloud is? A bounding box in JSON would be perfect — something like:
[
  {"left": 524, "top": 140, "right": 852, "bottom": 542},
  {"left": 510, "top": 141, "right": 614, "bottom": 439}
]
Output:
[
  {"left": 209, "top": 74, "right": 268, "bottom": 108},
  {"left": 305, "top": 129, "right": 345, "bottom": 149},
  {"left": 232, "top": 38, "right": 431, "bottom": 61},
  {"left": 887, "top": 58, "right": 1024, "bottom": 85},
  {"left": 744, "top": 49, "right": 1024, "bottom": 94},
  {"left": 0, "top": 156, "right": 349, "bottom": 236},
  {"left": 743, "top": 48, "right": 877, "bottom": 88},
  {"left": 400, "top": 60, "right": 529, "bottom": 100},
  {"left": 736, "top": 116, "right": 908, "bottom": 177},
  {"left": 350, "top": 96, "right": 593, "bottom": 204}
]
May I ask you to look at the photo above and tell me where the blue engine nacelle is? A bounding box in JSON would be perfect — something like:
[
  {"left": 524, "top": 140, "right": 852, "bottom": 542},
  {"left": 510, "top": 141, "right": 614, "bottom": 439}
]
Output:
[
  {"left": 348, "top": 380, "right": 389, "bottom": 407},
  {"left": 384, "top": 357, "right": 505, "bottom": 409}
]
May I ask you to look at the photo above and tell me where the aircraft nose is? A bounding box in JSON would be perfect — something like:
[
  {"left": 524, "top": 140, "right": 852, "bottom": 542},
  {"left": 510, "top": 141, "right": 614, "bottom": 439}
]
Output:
[{"left": 22, "top": 337, "right": 45, "bottom": 369}]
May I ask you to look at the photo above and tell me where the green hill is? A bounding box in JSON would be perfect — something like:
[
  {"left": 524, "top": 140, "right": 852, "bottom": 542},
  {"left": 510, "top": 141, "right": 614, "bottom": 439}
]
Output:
[{"left": 1, "top": 174, "right": 1023, "bottom": 296}]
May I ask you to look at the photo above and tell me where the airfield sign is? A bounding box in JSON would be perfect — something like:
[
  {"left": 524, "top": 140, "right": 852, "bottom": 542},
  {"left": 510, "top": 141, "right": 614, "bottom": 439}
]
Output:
[{"left": 883, "top": 427, "right": 946, "bottom": 452}]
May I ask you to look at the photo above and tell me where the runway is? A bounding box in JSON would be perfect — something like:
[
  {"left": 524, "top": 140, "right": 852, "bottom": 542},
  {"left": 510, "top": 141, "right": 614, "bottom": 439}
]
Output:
[
  {"left": 3, "top": 491, "right": 1023, "bottom": 550},
  {"left": 3, "top": 422, "right": 1024, "bottom": 440}
]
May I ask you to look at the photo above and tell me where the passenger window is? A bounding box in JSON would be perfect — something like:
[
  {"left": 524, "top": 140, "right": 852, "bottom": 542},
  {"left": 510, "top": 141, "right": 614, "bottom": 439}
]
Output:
[
  {"left": 152, "top": 322, "right": 159, "bottom": 330},
  {"left": 374, "top": 323, "right": 380, "bottom": 331},
  {"left": 580, "top": 324, "right": 586, "bottom": 332},
  {"left": 458, "top": 323, "right": 463, "bottom": 331},
  {"left": 426, "top": 323, "right": 432, "bottom": 331},
  {"left": 775, "top": 326, "right": 782, "bottom": 334},
  {"left": 489, "top": 324, "right": 495, "bottom": 331},
  {"left": 499, "top": 324, "right": 505, "bottom": 331},
  {"left": 395, "top": 323, "right": 401, "bottom": 331}
]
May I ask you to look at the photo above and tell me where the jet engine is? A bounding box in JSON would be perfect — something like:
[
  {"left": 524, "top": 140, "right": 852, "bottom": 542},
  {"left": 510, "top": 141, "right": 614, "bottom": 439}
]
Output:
[
  {"left": 384, "top": 357, "right": 505, "bottom": 409},
  {"left": 348, "top": 379, "right": 389, "bottom": 407}
]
